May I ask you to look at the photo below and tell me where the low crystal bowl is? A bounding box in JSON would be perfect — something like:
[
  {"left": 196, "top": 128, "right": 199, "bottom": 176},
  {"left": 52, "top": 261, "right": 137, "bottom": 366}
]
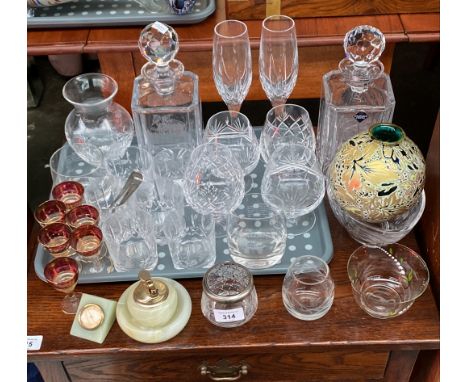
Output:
[
  {"left": 327, "top": 184, "right": 425, "bottom": 247},
  {"left": 347, "top": 244, "right": 429, "bottom": 319}
]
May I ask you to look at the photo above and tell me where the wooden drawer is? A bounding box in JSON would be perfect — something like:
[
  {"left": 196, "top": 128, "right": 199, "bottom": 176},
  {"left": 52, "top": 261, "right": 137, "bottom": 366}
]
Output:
[{"left": 64, "top": 350, "right": 389, "bottom": 381}]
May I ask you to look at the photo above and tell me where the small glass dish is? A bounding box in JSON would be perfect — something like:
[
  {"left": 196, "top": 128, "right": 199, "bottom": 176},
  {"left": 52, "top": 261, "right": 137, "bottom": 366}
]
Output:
[
  {"left": 201, "top": 262, "right": 257, "bottom": 328},
  {"left": 52, "top": 181, "right": 84, "bottom": 211},
  {"left": 327, "top": 184, "right": 426, "bottom": 247},
  {"left": 347, "top": 243, "right": 430, "bottom": 319},
  {"left": 38, "top": 223, "right": 73, "bottom": 258},
  {"left": 34, "top": 200, "right": 67, "bottom": 227},
  {"left": 66, "top": 205, "right": 99, "bottom": 229}
]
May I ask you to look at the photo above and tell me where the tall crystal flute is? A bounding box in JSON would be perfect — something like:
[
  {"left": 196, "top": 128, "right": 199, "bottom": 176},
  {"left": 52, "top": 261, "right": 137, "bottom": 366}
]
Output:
[
  {"left": 213, "top": 20, "right": 252, "bottom": 112},
  {"left": 259, "top": 15, "right": 298, "bottom": 107}
]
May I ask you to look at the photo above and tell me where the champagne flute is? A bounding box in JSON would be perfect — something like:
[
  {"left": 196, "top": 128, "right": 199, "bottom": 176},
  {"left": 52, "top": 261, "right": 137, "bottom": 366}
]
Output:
[
  {"left": 213, "top": 20, "right": 252, "bottom": 112},
  {"left": 44, "top": 257, "right": 81, "bottom": 314},
  {"left": 259, "top": 15, "right": 298, "bottom": 107}
]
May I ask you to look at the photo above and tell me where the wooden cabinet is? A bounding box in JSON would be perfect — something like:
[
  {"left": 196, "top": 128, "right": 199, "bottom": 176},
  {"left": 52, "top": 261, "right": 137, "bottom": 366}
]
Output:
[{"left": 27, "top": 205, "right": 439, "bottom": 382}]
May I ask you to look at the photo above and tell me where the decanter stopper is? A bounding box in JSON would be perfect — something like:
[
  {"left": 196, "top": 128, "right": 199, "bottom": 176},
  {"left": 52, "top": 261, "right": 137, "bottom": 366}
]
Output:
[
  {"left": 138, "top": 21, "right": 184, "bottom": 95},
  {"left": 343, "top": 25, "right": 386, "bottom": 67}
]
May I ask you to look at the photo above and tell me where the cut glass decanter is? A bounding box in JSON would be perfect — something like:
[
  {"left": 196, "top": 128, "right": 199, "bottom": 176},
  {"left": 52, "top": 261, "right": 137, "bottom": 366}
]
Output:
[
  {"left": 316, "top": 25, "right": 395, "bottom": 172},
  {"left": 131, "top": 21, "right": 203, "bottom": 178}
]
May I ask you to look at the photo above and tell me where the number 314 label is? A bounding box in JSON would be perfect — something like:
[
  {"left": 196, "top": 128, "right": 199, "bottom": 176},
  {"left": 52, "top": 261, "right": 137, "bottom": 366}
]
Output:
[{"left": 213, "top": 308, "right": 245, "bottom": 323}]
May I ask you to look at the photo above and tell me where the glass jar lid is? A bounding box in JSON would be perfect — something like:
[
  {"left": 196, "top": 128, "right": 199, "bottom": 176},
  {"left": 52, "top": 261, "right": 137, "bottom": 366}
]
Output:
[{"left": 202, "top": 262, "right": 254, "bottom": 303}]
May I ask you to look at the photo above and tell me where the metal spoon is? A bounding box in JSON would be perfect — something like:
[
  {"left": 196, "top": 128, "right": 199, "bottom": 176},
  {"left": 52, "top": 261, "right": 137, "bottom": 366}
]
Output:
[{"left": 109, "top": 170, "right": 144, "bottom": 213}]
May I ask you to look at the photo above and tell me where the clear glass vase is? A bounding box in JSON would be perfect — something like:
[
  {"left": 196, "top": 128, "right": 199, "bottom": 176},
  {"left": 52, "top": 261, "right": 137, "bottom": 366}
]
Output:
[
  {"left": 63, "top": 73, "right": 134, "bottom": 164},
  {"left": 317, "top": 25, "right": 395, "bottom": 173}
]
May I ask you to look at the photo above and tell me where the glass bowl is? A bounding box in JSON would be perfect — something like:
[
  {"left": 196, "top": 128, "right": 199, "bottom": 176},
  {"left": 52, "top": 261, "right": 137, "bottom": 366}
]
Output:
[
  {"left": 347, "top": 243, "right": 430, "bottom": 319},
  {"left": 327, "top": 184, "right": 426, "bottom": 247}
]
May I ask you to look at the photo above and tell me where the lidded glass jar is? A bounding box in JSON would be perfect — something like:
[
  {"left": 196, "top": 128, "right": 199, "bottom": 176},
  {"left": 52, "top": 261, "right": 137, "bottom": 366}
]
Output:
[
  {"left": 131, "top": 21, "right": 202, "bottom": 177},
  {"left": 201, "top": 262, "right": 257, "bottom": 328},
  {"left": 317, "top": 25, "right": 395, "bottom": 172}
]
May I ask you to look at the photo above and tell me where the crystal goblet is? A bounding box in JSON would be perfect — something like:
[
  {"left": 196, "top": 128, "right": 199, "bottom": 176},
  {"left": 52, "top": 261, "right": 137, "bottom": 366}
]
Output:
[
  {"left": 183, "top": 143, "right": 245, "bottom": 236},
  {"left": 204, "top": 111, "right": 260, "bottom": 192},
  {"left": 44, "top": 257, "right": 81, "bottom": 314},
  {"left": 261, "top": 143, "right": 325, "bottom": 235},
  {"left": 34, "top": 200, "right": 67, "bottom": 227},
  {"left": 260, "top": 104, "right": 316, "bottom": 164}
]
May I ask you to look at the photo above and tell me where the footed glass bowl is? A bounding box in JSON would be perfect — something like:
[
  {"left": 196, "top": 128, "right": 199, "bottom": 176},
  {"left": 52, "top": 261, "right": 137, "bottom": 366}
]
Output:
[
  {"left": 327, "top": 184, "right": 425, "bottom": 247},
  {"left": 347, "top": 244, "right": 429, "bottom": 319}
]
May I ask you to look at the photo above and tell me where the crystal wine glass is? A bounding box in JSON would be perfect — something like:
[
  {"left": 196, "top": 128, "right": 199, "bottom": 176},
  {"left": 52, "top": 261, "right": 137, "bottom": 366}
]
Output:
[
  {"left": 259, "top": 15, "right": 298, "bottom": 107},
  {"left": 183, "top": 142, "right": 245, "bottom": 236},
  {"left": 261, "top": 143, "right": 325, "bottom": 236},
  {"left": 213, "top": 20, "right": 252, "bottom": 112},
  {"left": 260, "top": 104, "right": 316, "bottom": 164},
  {"left": 44, "top": 257, "right": 81, "bottom": 314},
  {"left": 204, "top": 111, "right": 260, "bottom": 192}
]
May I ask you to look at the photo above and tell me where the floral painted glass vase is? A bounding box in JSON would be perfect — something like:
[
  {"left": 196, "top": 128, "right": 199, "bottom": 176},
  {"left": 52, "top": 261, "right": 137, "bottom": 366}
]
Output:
[{"left": 328, "top": 123, "right": 425, "bottom": 223}]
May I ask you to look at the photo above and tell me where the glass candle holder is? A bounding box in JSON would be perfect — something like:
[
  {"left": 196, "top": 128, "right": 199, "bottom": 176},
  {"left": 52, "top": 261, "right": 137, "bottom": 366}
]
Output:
[
  {"left": 44, "top": 255, "right": 81, "bottom": 314},
  {"left": 71, "top": 225, "right": 105, "bottom": 274},
  {"left": 38, "top": 223, "right": 73, "bottom": 258},
  {"left": 282, "top": 255, "right": 334, "bottom": 321},
  {"left": 52, "top": 181, "right": 84, "bottom": 211},
  {"left": 34, "top": 200, "right": 67, "bottom": 227},
  {"left": 201, "top": 262, "right": 257, "bottom": 328},
  {"left": 66, "top": 205, "right": 99, "bottom": 229}
]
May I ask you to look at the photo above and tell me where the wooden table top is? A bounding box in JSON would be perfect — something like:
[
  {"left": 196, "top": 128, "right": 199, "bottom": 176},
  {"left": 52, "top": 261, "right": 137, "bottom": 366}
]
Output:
[
  {"left": 27, "top": 0, "right": 439, "bottom": 56},
  {"left": 27, "top": 205, "right": 440, "bottom": 362}
]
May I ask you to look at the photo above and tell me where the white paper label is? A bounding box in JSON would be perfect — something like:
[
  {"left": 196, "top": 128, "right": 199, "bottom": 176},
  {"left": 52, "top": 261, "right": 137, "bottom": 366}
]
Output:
[
  {"left": 213, "top": 308, "right": 245, "bottom": 323},
  {"left": 27, "top": 335, "right": 43, "bottom": 351}
]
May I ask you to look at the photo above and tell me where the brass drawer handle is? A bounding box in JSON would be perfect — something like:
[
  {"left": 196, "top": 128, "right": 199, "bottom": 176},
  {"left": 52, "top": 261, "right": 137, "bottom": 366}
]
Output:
[{"left": 200, "top": 361, "right": 248, "bottom": 381}]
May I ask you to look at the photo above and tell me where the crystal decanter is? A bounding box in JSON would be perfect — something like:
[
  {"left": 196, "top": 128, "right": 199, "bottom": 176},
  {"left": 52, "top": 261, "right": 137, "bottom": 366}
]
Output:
[
  {"left": 131, "top": 21, "right": 203, "bottom": 178},
  {"left": 316, "top": 25, "right": 395, "bottom": 172}
]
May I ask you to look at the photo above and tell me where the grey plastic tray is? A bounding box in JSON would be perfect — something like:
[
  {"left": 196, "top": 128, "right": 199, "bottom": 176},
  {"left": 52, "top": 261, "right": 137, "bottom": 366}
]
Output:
[
  {"left": 34, "top": 157, "right": 333, "bottom": 284},
  {"left": 27, "top": 0, "right": 216, "bottom": 29}
]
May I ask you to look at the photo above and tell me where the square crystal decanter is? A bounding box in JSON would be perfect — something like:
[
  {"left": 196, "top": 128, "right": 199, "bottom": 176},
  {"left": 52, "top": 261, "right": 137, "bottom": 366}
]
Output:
[
  {"left": 317, "top": 25, "right": 395, "bottom": 172},
  {"left": 132, "top": 21, "right": 202, "bottom": 178}
]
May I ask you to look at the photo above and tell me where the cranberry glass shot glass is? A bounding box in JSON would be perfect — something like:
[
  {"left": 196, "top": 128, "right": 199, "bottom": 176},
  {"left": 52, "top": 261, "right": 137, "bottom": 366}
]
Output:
[
  {"left": 34, "top": 200, "right": 67, "bottom": 227},
  {"left": 44, "top": 257, "right": 82, "bottom": 314},
  {"left": 71, "top": 225, "right": 105, "bottom": 273},
  {"left": 66, "top": 205, "right": 99, "bottom": 229},
  {"left": 38, "top": 223, "right": 73, "bottom": 258},
  {"left": 52, "top": 181, "right": 84, "bottom": 210}
]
